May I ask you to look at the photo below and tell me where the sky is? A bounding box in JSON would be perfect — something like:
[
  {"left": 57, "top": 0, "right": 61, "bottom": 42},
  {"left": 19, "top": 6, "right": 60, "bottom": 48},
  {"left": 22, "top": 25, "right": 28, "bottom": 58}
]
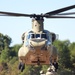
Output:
[{"left": 0, "top": 0, "right": 75, "bottom": 46}]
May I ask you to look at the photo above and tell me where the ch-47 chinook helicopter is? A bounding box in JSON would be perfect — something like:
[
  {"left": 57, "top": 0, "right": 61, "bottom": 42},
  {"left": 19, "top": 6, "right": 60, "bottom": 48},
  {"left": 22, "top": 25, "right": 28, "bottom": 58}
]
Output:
[{"left": 0, "top": 5, "right": 75, "bottom": 72}]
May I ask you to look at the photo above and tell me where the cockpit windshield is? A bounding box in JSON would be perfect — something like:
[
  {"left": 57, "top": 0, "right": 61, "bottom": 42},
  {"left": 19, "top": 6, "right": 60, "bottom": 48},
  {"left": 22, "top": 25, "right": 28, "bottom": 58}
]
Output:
[{"left": 28, "top": 33, "right": 47, "bottom": 39}]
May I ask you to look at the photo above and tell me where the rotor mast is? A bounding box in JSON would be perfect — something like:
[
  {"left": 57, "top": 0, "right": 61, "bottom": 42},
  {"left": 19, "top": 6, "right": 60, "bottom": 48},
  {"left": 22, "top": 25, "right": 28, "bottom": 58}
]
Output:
[{"left": 32, "top": 16, "right": 44, "bottom": 33}]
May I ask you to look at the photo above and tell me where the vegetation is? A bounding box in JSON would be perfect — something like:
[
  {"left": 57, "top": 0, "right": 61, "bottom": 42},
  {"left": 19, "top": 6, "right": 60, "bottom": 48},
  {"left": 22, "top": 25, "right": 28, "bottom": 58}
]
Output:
[{"left": 0, "top": 33, "right": 75, "bottom": 75}]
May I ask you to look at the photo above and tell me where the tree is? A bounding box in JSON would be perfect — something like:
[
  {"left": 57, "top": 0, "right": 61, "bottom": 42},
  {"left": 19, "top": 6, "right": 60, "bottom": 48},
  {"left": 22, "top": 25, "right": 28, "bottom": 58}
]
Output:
[
  {"left": 0, "top": 33, "right": 4, "bottom": 52},
  {"left": 3, "top": 35, "right": 12, "bottom": 49},
  {"left": 53, "top": 40, "right": 71, "bottom": 68},
  {"left": 69, "top": 42, "right": 75, "bottom": 68},
  {"left": 0, "top": 33, "right": 12, "bottom": 62},
  {"left": 1, "top": 48, "right": 11, "bottom": 62},
  {"left": 0, "top": 33, "right": 12, "bottom": 51}
]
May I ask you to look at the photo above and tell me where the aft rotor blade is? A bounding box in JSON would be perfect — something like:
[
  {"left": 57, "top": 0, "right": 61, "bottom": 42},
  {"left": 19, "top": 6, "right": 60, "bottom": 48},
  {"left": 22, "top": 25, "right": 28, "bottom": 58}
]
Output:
[
  {"left": 45, "top": 5, "right": 75, "bottom": 15},
  {"left": 46, "top": 16, "right": 75, "bottom": 18},
  {"left": 0, "top": 11, "right": 33, "bottom": 17}
]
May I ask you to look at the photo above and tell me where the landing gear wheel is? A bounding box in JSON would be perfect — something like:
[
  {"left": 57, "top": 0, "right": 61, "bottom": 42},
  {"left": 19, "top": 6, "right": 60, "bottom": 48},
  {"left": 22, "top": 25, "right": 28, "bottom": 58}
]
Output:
[
  {"left": 18, "top": 62, "right": 21, "bottom": 70},
  {"left": 21, "top": 63, "right": 25, "bottom": 72},
  {"left": 18, "top": 62, "right": 25, "bottom": 72}
]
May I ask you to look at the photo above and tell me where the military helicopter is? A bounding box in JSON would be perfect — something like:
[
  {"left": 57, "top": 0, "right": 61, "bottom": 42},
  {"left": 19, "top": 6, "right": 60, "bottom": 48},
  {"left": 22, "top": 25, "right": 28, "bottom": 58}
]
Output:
[{"left": 0, "top": 5, "right": 75, "bottom": 72}]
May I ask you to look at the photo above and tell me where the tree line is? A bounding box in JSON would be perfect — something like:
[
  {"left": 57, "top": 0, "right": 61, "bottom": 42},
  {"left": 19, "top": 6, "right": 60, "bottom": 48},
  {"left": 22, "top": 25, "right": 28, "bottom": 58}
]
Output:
[{"left": 0, "top": 33, "right": 75, "bottom": 75}]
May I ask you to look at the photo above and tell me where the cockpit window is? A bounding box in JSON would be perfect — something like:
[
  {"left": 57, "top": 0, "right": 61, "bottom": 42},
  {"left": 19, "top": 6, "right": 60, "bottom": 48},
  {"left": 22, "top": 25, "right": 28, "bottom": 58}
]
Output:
[
  {"left": 27, "top": 34, "right": 34, "bottom": 39},
  {"left": 31, "top": 34, "right": 35, "bottom": 38},
  {"left": 41, "top": 34, "right": 47, "bottom": 39},
  {"left": 35, "top": 34, "right": 40, "bottom": 38}
]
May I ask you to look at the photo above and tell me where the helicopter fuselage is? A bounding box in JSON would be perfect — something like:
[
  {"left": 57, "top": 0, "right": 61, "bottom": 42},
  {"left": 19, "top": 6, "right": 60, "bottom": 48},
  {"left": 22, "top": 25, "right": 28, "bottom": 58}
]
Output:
[{"left": 18, "top": 19, "right": 58, "bottom": 65}]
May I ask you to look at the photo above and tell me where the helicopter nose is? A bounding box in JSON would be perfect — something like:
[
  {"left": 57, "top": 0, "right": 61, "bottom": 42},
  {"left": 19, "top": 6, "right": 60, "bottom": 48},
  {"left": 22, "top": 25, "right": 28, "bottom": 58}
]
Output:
[
  {"left": 30, "top": 38, "right": 46, "bottom": 42},
  {"left": 29, "top": 38, "right": 47, "bottom": 48}
]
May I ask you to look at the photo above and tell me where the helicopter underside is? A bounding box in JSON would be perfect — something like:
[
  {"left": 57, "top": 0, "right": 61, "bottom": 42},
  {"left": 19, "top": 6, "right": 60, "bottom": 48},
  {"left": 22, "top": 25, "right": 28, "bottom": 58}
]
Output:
[{"left": 19, "top": 48, "right": 57, "bottom": 65}]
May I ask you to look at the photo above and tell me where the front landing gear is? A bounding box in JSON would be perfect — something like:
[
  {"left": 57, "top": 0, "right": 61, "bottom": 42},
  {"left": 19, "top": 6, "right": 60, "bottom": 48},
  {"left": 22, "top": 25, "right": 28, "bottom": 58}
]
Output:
[{"left": 18, "top": 62, "right": 25, "bottom": 72}]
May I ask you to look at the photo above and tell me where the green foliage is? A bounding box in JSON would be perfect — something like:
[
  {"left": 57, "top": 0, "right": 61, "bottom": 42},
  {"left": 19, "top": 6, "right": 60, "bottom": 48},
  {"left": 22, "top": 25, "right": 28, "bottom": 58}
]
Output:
[
  {"left": 11, "top": 44, "right": 22, "bottom": 56},
  {"left": 1, "top": 62, "right": 8, "bottom": 70},
  {"left": 0, "top": 33, "right": 4, "bottom": 52},
  {"left": 0, "top": 33, "right": 12, "bottom": 52},
  {"left": 9, "top": 57, "right": 18, "bottom": 64},
  {"left": 41, "top": 65, "right": 49, "bottom": 72},
  {"left": 1, "top": 49, "right": 11, "bottom": 62},
  {"left": 4, "top": 35, "right": 12, "bottom": 48},
  {"left": 69, "top": 42, "right": 75, "bottom": 57},
  {"left": 0, "top": 32, "right": 75, "bottom": 75},
  {"left": 58, "top": 69, "right": 72, "bottom": 75},
  {"left": 53, "top": 40, "right": 71, "bottom": 68},
  {"left": 19, "top": 65, "right": 42, "bottom": 75},
  {"left": 69, "top": 42, "right": 75, "bottom": 68}
]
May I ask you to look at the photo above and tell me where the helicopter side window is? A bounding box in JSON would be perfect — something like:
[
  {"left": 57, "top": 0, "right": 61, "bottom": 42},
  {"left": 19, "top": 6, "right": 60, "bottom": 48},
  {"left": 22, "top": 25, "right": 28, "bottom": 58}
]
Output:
[
  {"left": 41, "top": 34, "right": 47, "bottom": 39},
  {"left": 27, "top": 34, "right": 30, "bottom": 39}
]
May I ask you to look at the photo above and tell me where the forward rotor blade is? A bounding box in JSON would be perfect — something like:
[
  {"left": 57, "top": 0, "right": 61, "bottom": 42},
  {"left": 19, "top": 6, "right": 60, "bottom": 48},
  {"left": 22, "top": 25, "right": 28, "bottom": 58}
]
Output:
[
  {"left": 57, "top": 12, "right": 75, "bottom": 15},
  {"left": 46, "top": 16, "right": 75, "bottom": 18},
  {"left": 0, "top": 11, "right": 33, "bottom": 17},
  {"left": 45, "top": 5, "right": 75, "bottom": 15}
]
